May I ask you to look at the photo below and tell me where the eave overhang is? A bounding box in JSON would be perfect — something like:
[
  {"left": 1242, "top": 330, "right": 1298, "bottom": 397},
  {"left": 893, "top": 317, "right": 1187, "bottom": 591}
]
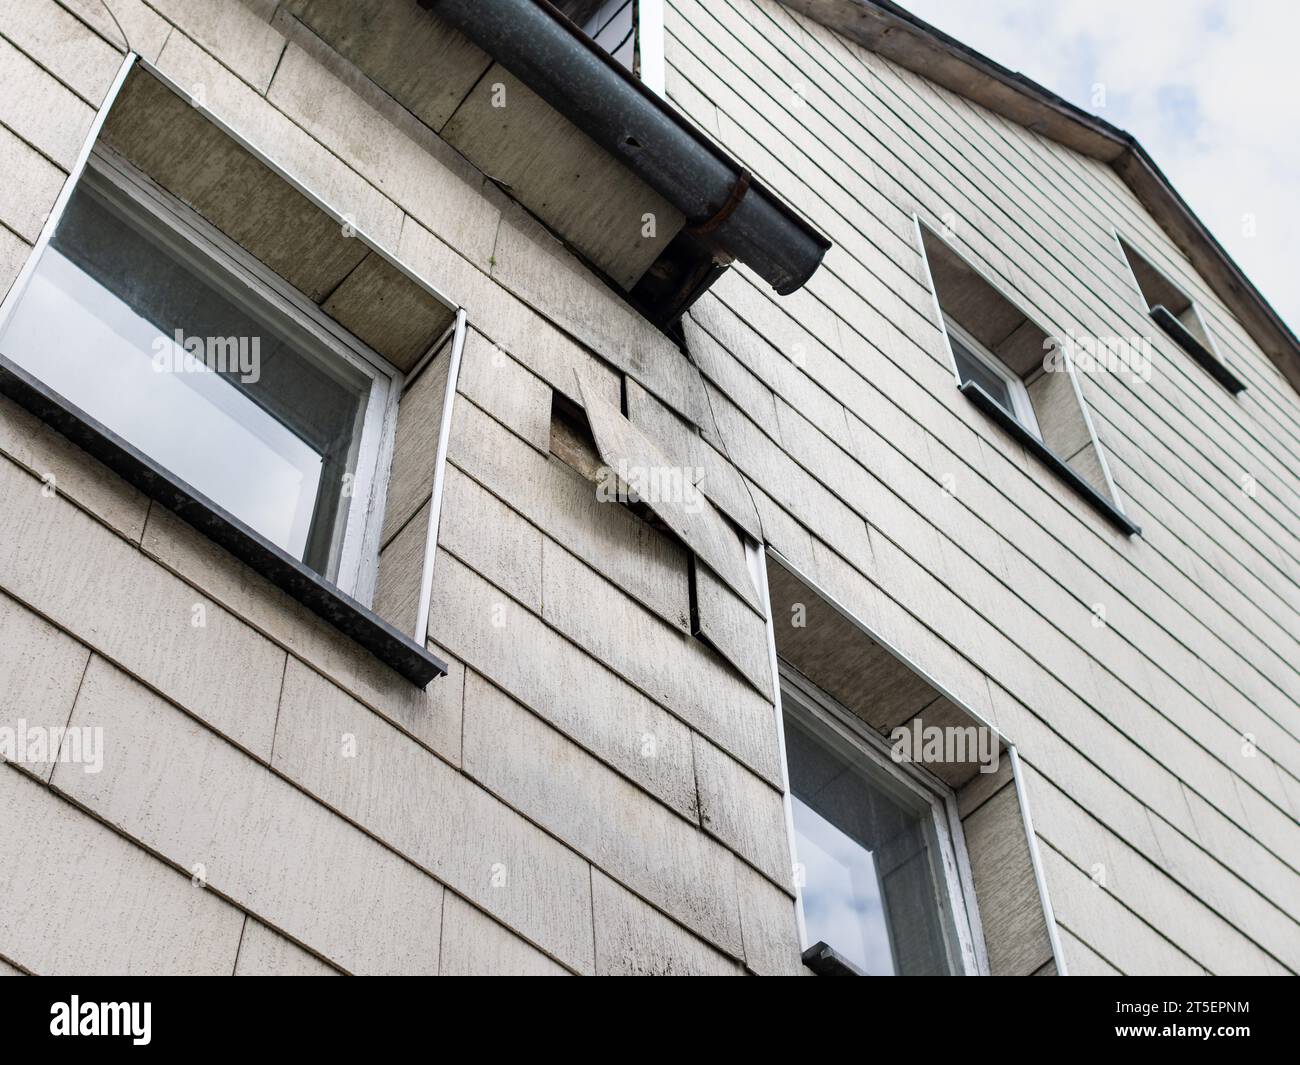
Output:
[{"left": 780, "top": 0, "right": 1300, "bottom": 396}]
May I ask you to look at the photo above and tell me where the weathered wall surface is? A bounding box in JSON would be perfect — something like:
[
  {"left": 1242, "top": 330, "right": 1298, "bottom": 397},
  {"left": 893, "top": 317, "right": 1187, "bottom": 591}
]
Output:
[
  {"left": 0, "top": 0, "right": 795, "bottom": 976},
  {"left": 0, "top": 0, "right": 1295, "bottom": 976},
  {"left": 662, "top": 0, "right": 1300, "bottom": 975}
]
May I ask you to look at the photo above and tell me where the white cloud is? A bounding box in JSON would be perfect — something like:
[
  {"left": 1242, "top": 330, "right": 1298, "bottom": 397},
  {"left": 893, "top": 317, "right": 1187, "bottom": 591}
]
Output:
[{"left": 899, "top": 0, "right": 1300, "bottom": 335}]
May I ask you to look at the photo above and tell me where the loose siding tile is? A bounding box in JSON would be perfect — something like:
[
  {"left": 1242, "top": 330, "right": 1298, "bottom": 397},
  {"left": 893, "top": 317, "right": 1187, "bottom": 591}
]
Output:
[
  {"left": 624, "top": 377, "right": 762, "bottom": 540},
  {"left": 578, "top": 373, "right": 763, "bottom": 614},
  {"left": 492, "top": 203, "right": 713, "bottom": 429},
  {"left": 439, "top": 893, "right": 569, "bottom": 976},
  {"left": 428, "top": 558, "right": 698, "bottom": 821},
  {"left": 592, "top": 871, "right": 744, "bottom": 975},
  {"left": 449, "top": 398, "right": 692, "bottom": 633},
  {"left": 1, "top": 764, "right": 244, "bottom": 975},
  {"left": 0, "top": 455, "right": 285, "bottom": 760},
  {"left": 57, "top": 657, "right": 444, "bottom": 975},
  {"left": 272, "top": 657, "right": 595, "bottom": 973},
  {"left": 462, "top": 672, "right": 745, "bottom": 959},
  {"left": 234, "top": 919, "right": 339, "bottom": 976}
]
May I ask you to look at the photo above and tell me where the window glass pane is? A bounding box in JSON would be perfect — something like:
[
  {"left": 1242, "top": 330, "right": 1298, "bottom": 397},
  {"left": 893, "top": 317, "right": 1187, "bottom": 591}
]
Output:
[
  {"left": 784, "top": 701, "right": 960, "bottom": 975},
  {"left": 0, "top": 168, "right": 371, "bottom": 580},
  {"left": 949, "top": 332, "right": 1017, "bottom": 418}
]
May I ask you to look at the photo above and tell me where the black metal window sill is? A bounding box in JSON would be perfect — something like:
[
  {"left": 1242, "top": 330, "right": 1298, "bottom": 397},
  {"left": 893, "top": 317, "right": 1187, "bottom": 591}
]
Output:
[
  {"left": 1149, "top": 305, "right": 1246, "bottom": 395},
  {"left": 0, "top": 354, "right": 447, "bottom": 688},
  {"left": 960, "top": 380, "right": 1141, "bottom": 538},
  {"left": 801, "top": 941, "right": 865, "bottom": 976}
]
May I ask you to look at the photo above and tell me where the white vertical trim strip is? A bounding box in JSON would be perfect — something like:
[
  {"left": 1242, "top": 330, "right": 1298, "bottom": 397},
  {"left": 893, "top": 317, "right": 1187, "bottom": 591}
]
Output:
[
  {"left": 637, "top": 0, "right": 667, "bottom": 95},
  {"left": 1009, "top": 745, "right": 1070, "bottom": 976},
  {"left": 413, "top": 308, "right": 468, "bottom": 643},
  {"left": 749, "top": 543, "right": 807, "bottom": 952},
  {"left": 911, "top": 213, "right": 964, "bottom": 390},
  {"left": 0, "top": 52, "right": 138, "bottom": 329}
]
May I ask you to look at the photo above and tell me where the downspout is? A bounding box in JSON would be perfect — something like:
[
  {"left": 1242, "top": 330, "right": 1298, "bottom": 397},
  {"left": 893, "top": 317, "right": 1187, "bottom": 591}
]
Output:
[{"left": 420, "top": 0, "right": 830, "bottom": 295}]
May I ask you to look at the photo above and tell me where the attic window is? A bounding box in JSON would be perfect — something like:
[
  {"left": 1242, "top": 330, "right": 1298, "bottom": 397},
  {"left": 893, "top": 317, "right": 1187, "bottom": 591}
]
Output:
[
  {"left": 1116, "top": 235, "right": 1245, "bottom": 395},
  {"left": 916, "top": 219, "right": 1139, "bottom": 537}
]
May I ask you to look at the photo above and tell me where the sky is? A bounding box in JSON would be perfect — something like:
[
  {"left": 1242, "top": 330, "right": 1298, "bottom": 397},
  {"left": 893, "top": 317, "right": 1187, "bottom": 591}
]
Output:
[{"left": 899, "top": 0, "right": 1300, "bottom": 335}]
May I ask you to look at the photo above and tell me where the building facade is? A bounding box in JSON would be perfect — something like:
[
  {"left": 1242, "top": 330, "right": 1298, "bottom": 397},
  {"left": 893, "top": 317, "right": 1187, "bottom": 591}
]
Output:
[{"left": 0, "top": 0, "right": 1296, "bottom": 976}]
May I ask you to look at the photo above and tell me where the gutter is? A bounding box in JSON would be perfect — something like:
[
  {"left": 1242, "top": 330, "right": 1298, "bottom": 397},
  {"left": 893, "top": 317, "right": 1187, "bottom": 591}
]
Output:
[{"left": 420, "top": 0, "right": 831, "bottom": 297}]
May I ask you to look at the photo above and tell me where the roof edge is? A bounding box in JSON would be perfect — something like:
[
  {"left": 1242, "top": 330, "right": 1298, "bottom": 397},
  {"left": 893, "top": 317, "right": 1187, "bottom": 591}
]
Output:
[{"left": 778, "top": 0, "right": 1300, "bottom": 395}]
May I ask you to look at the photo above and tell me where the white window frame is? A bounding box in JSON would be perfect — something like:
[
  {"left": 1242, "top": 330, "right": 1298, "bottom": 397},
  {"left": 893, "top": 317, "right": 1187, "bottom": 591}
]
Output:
[
  {"left": 9, "top": 145, "right": 403, "bottom": 602},
  {"left": 942, "top": 313, "right": 1042, "bottom": 439},
  {"left": 779, "top": 663, "right": 986, "bottom": 976}
]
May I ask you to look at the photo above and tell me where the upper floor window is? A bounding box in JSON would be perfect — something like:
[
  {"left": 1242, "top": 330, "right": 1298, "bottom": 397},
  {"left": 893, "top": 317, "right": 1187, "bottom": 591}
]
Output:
[
  {"left": 1116, "top": 234, "right": 1245, "bottom": 394},
  {"left": 782, "top": 670, "right": 976, "bottom": 976},
  {"left": 0, "top": 151, "right": 397, "bottom": 595},
  {"left": 915, "top": 217, "right": 1139, "bottom": 536},
  {"left": 943, "top": 313, "right": 1041, "bottom": 437}
]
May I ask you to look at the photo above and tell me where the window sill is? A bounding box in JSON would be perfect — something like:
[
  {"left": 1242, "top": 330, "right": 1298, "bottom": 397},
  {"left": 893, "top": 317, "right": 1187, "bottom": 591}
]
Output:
[
  {"left": 1150, "top": 305, "right": 1246, "bottom": 395},
  {"left": 0, "top": 354, "right": 447, "bottom": 688},
  {"left": 960, "top": 380, "right": 1141, "bottom": 537},
  {"left": 801, "top": 941, "right": 865, "bottom": 976}
]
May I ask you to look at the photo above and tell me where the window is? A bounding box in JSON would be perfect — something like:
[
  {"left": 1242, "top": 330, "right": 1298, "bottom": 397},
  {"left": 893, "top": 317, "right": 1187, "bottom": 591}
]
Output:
[
  {"left": 1116, "top": 233, "right": 1245, "bottom": 394},
  {"left": 915, "top": 217, "right": 1139, "bottom": 536},
  {"left": 943, "top": 314, "right": 1041, "bottom": 437},
  {"left": 781, "top": 670, "right": 976, "bottom": 976},
  {"left": 0, "top": 151, "right": 396, "bottom": 594}
]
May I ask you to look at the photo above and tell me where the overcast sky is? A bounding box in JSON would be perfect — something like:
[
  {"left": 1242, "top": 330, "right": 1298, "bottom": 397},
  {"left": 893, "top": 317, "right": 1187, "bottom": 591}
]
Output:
[{"left": 900, "top": 0, "right": 1299, "bottom": 335}]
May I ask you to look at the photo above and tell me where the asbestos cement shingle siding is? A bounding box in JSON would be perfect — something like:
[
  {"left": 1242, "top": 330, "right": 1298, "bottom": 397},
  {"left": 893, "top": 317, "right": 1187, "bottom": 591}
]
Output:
[{"left": 0, "top": 0, "right": 1294, "bottom": 976}]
